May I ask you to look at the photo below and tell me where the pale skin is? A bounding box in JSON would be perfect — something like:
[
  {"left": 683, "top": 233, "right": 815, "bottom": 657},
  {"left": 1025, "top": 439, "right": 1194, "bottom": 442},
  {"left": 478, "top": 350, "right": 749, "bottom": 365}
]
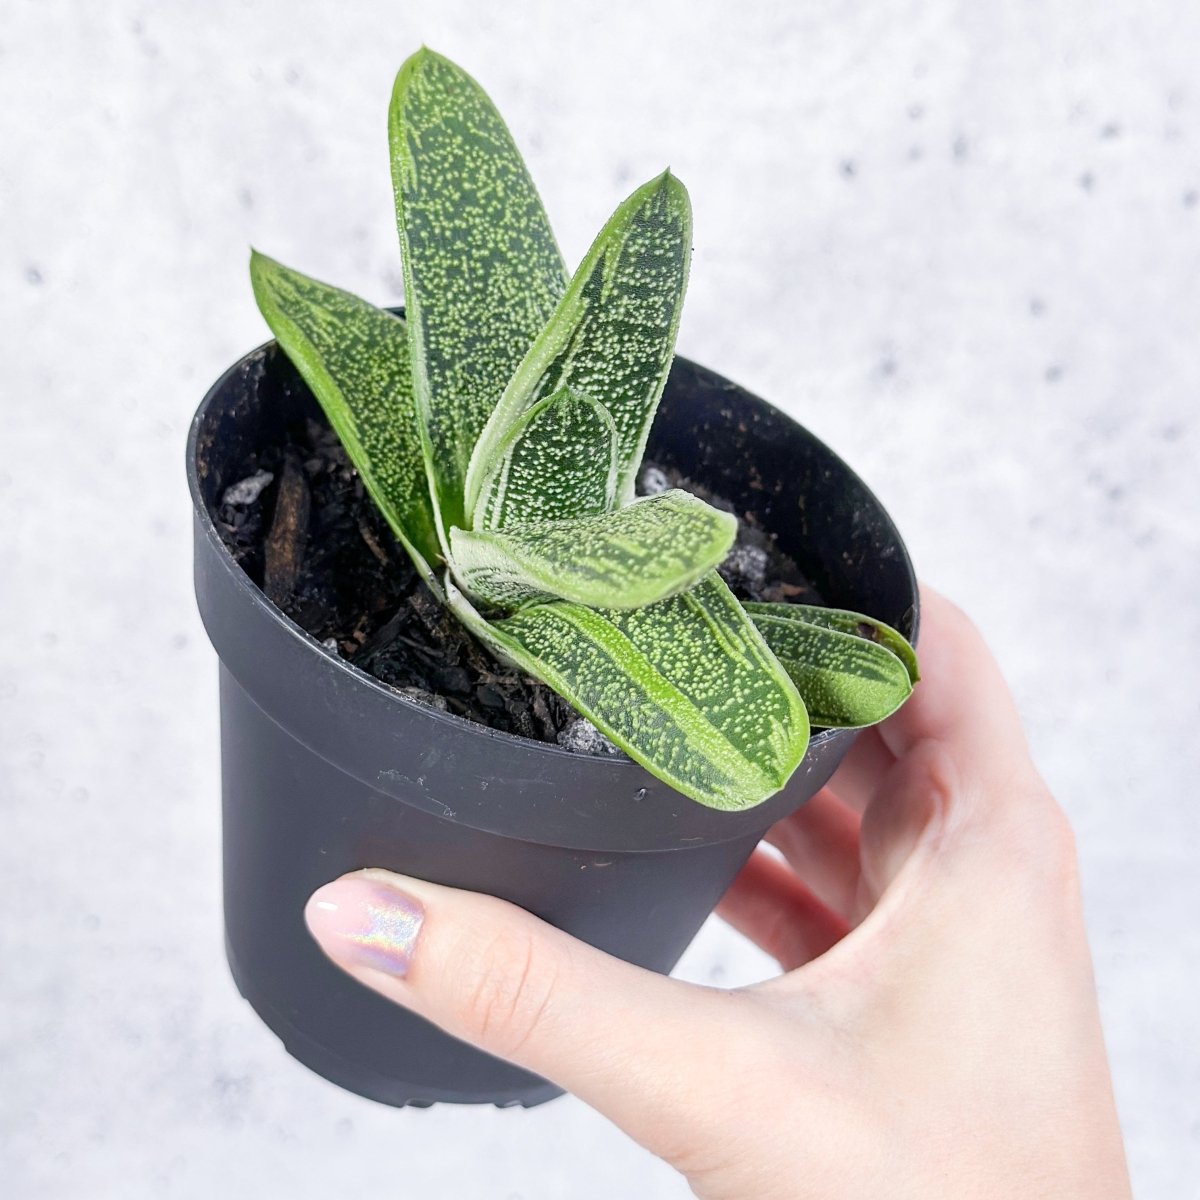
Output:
[{"left": 306, "top": 587, "right": 1131, "bottom": 1199}]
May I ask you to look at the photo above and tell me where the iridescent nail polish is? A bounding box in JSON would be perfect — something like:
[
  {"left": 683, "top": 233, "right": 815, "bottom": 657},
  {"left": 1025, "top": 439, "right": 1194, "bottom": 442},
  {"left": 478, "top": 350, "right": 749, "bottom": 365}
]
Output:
[{"left": 305, "top": 876, "right": 424, "bottom": 977}]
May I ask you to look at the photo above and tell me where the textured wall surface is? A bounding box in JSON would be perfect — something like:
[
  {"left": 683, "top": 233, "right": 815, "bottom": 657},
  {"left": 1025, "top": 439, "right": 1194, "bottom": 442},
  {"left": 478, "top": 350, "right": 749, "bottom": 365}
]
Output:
[{"left": 2, "top": 2, "right": 1197, "bottom": 1196}]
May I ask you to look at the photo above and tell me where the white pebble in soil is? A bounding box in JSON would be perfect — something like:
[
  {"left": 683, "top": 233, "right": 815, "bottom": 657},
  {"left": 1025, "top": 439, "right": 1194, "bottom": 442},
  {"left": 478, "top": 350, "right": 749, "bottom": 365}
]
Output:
[
  {"left": 397, "top": 686, "right": 449, "bottom": 712},
  {"left": 556, "top": 716, "right": 625, "bottom": 757},
  {"left": 719, "top": 542, "right": 769, "bottom": 593},
  {"left": 636, "top": 464, "right": 672, "bottom": 496},
  {"left": 221, "top": 469, "right": 274, "bottom": 507}
]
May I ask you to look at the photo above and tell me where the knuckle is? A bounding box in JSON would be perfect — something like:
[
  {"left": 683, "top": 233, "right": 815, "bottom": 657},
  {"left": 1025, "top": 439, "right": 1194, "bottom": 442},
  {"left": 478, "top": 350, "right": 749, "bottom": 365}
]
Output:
[
  {"left": 455, "top": 924, "right": 558, "bottom": 1059},
  {"left": 1032, "top": 794, "right": 1080, "bottom": 886},
  {"left": 991, "top": 781, "right": 1083, "bottom": 898}
]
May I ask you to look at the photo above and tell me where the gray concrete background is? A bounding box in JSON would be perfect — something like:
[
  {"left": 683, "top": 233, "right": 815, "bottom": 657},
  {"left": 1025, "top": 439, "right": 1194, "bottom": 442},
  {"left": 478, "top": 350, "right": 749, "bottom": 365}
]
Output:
[{"left": 2, "top": 1, "right": 1197, "bottom": 1196}]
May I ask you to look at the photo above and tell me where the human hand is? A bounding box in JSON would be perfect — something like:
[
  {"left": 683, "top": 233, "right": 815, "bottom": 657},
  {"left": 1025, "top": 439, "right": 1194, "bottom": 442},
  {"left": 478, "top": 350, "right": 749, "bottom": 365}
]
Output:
[{"left": 305, "top": 586, "right": 1131, "bottom": 1199}]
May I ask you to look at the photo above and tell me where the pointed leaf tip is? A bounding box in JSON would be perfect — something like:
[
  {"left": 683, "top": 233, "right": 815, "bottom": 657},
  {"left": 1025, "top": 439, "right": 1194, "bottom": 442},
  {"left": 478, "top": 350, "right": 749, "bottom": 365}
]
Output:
[
  {"left": 745, "top": 603, "right": 917, "bottom": 728},
  {"left": 466, "top": 170, "right": 693, "bottom": 515},
  {"left": 744, "top": 602, "right": 919, "bottom": 686}
]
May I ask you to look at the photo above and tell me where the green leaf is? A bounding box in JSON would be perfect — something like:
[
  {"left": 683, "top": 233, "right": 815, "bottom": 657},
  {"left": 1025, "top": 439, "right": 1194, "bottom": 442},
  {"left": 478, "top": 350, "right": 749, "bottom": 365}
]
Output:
[
  {"left": 743, "top": 602, "right": 919, "bottom": 684},
  {"left": 474, "top": 386, "right": 618, "bottom": 530},
  {"left": 465, "top": 170, "right": 692, "bottom": 520},
  {"left": 389, "top": 48, "right": 569, "bottom": 530},
  {"left": 249, "top": 251, "right": 441, "bottom": 580},
  {"left": 745, "top": 604, "right": 916, "bottom": 728},
  {"left": 450, "top": 489, "right": 737, "bottom": 610},
  {"left": 448, "top": 573, "right": 808, "bottom": 810}
]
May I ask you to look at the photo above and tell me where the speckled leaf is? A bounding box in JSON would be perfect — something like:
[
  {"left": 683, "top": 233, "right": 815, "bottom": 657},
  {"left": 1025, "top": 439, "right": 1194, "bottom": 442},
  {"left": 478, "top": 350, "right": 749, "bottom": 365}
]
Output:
[
  {"left": 743, "top": 602, "right": 920, "bottom": 685},
  {"left": 389, "top": 49, "right": 568, "bottom": 530},
  {"left": 474, "top": 386, "right": 617, "bottom": 530},
  {"left": 449, "top": 489, "right": 737, "bottom": 610},
  {"left": 746, "top": 606, "right": 915, "bottom": 728},
  {"left": 448, "top": 573, "right": 808, "bottom": 810},
  {"left": 249, "top": 251, "right": 441, "bottom": 579},
  {"left": 466, "top": 171, "right": 692, "bottom": 519}
]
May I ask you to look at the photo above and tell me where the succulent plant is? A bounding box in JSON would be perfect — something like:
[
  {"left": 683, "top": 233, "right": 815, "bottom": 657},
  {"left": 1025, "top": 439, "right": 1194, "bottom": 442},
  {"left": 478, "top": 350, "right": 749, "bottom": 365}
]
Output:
[{"left": 251, "top": 48, "right": 917, "bottom": 810}]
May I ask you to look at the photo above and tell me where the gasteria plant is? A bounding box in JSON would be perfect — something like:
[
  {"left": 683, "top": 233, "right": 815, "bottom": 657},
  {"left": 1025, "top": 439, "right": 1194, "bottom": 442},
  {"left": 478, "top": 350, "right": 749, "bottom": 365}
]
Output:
[{"left": 250, "top": 48, "right": 918, "bottom": 811}]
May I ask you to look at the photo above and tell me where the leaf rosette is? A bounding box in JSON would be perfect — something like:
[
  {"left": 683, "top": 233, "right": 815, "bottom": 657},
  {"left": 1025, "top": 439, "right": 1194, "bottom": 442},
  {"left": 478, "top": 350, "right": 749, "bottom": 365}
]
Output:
[{"left": 250, "top": 48, "right": 917, "bottom": 809}]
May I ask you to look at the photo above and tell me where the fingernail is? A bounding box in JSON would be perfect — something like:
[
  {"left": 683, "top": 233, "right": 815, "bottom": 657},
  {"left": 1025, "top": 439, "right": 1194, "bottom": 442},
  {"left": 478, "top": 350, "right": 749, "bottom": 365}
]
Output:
[{"left": 304, "top": 875, "right": 424, "bottom": 978}]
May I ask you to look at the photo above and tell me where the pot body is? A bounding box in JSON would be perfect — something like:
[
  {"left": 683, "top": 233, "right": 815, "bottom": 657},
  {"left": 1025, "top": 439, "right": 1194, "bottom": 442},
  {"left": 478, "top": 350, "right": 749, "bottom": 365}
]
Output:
[{"left": 189, "top": 342, "right": 918, "bottom": 1107}]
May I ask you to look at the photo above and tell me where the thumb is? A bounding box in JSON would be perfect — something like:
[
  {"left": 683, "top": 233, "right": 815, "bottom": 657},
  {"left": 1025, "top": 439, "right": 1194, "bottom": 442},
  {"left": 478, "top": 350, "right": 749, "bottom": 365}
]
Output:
[{"left": 305, "top": 868, "right": 755, "bottom": 1156}]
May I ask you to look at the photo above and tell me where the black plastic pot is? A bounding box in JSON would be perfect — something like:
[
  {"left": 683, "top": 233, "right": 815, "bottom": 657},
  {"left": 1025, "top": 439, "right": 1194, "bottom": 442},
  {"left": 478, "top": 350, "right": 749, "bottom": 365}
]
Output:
[{"left": 188, "top": 339, "right": 918, "bottom": 1108}]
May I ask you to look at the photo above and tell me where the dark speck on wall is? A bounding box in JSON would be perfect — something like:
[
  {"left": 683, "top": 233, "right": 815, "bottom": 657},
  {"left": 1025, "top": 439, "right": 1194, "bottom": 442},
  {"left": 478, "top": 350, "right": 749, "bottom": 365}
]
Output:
[
  {"left": 952, "top": 134, "right": 969, "bottom": 161},
  {"left": 25, "top": 265, "right": 43, "bottom": 285},
  {"left": 907, "top": 103, "right": 925, "bottom": 120},
  {"left": 1045, "top": 364, "right": 1064, "bottom": 383},
  {"left": 1100, "top": 122, "right": 1122, "bottom": 139},
  {"left": 1029, "top": 297, "right": 1046, "bottom": 317},
  {"left": 1183, "top": 190, "right": 1197, "bottom": 208},
  {"left": 1079, "top": 171, "right": 1096, "bottom": 192},
  {"left": 210, "top": 1071, "right": 253, "bottom": 1124},
  {"left": 129, "top": 18, "right": 160, "bottom": 57},
  {"left": 839, "top": 158, "right": 857, "bottom": 179}
]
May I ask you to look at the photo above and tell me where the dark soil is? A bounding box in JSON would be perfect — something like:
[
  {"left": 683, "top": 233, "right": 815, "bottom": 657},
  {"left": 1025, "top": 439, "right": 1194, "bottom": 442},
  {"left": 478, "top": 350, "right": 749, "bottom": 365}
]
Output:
[{"left": 214, "top": 417, "right": 821, "bottom": 753}]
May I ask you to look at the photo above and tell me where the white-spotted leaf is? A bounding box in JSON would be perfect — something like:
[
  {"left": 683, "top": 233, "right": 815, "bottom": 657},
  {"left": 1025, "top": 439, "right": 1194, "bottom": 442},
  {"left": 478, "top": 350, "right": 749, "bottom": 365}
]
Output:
[
  {"left": 743, "top": 602, "right": 919, "bottom": 685},
  {"left": 474, "top": 386, "right": 618, "bottom": 530},
  {"left": 745, "top": 604, "right": 915, "bottom": 728},
  {"left": 249, "top": 251, "right": 441, "bottom": 578},
  {"left": 390, "top": 49, "right": 569, "bottom": 531},
  {"left": 465, "top": 171, "right": 692, "bottom": 519},
  {"left": 448, "top": 573, "right": 809, "bottom": 810},
  {"left": 449, "top": 489, "right": 737, "bottom": 610}
]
